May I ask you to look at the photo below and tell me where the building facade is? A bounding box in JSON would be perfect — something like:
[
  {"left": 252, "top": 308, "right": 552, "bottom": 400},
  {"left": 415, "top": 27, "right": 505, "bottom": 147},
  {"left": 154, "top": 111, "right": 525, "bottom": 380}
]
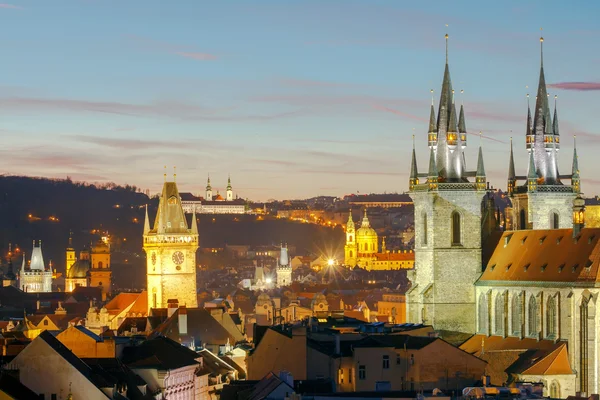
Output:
[
  {"left": 276, "top": 245, "right": 292, "bottom": 288},
  {"left": 180, "top": 175, "right": 248, "bottom": 214},
  {"left": 143, "top": 179, "right": 199, "bottom": 312},
  {"left": 19, "top": 241, "right": 52, "bottom": 293}
]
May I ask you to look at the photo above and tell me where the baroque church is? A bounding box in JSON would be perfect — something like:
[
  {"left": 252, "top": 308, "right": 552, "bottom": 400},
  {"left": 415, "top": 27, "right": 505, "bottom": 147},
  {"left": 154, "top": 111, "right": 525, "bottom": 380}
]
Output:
[
  {"left": 65, "top": 234, "right": 112, "bottom": 300},
  {"left": 405, "top": 34, "right": 591, "bottom": 397},
  {"left": 19, "top": 241, "right": 53, "bottom": 293}
]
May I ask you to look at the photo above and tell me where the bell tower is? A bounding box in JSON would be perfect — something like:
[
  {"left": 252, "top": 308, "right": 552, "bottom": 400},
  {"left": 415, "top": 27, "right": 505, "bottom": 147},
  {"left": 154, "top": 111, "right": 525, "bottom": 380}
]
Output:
[
  {"left": 89, "top": 239, "right": 111, "bottom": 301},
  {"left": 344, "top": 211, "right": 357, "bottom": 267},
  {"left": 143, "top": 176, "right": 199, "bottom": 313}
]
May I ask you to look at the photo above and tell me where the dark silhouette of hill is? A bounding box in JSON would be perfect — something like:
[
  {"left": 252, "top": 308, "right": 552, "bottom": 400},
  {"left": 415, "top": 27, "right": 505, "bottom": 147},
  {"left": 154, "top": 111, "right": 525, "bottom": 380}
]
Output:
[{"left": 0, "top": 176, "right": 344, "bottom": 290}]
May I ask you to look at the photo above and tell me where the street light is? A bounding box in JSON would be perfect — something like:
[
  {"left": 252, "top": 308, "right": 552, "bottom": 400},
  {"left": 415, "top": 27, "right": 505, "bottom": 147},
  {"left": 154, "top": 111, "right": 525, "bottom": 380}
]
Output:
[{"left": 327, "top": 259, "right": 335, "bottom": 267}]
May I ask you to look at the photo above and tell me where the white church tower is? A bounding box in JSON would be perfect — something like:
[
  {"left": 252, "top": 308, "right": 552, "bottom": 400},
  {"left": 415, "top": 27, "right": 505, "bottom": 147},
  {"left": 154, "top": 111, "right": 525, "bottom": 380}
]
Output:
[
  {"left": 19, "top": 241, "right": 53, "bottom": 293},
  {"left": 226, "top": 176, "right": 233, "bottom": 201},
  {"left": 276, "top": 244, "right": 292, "bottom": 288},
  {"left": 205, "top": 175, "right": 213, "bottom": 200}
]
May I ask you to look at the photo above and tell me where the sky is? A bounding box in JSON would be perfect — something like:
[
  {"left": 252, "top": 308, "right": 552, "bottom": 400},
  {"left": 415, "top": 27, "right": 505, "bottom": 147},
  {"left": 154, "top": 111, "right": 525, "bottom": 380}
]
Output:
[{"left": 0, "top": 1, "right": 598, "bottom": 201}]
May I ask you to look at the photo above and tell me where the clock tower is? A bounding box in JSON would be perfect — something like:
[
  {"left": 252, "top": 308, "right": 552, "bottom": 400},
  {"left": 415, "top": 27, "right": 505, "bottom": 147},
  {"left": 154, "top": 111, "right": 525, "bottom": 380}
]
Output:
[{"left": 143, "top": 179, "right": 199, "bottom": 313}]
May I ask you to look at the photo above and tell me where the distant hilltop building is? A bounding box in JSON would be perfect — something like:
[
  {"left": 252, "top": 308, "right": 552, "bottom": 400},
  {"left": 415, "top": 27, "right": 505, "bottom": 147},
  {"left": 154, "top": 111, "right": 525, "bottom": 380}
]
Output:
[
  {"left": 344, "top": 209, "right": 415, "bottom": 270},
  {"left": 19, "top": 241, "right": 52, "bottom": 293},
  {"left": 345, "top": 193, "right": 413, "bottom": 209},
  {"left": 180, "top": 175, "right": 248, "bottom": 214}
]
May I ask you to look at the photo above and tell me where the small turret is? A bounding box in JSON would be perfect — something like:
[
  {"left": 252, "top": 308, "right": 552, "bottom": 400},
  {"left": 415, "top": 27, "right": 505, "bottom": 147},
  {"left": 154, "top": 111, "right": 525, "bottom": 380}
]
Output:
[
  {"left": 525, "top": 94, "right": 534, "bottom": 151},
  {"left": 205, "top": 175, "right": 213, "bottom": 200},
  {"left": 143, "top": 204, "right": 150, "bottom": 235},
  {"left": 475, "top": 141, "right": 486, "bottom": 191},
  {"left": 458, "top": 101, "right": 467, "bottom": 148},
  {"left": 446, "top": 97, "right": 458, "bottom": 151},
  {"left": 190, "top": 208, "right": 198, "bottom": 234},
  {"left": 553, "top": 95, "right": 560, "bottom": 150},
  {"left": 428, "top": 100, "right": 437, "bottom": 149},
  {"left": 427, "top": 147, "right": 438, "bottom": 190},
  {"left": 572, "top": 136, "right": 580, "bottom": 193},
  {"left": 409, "top": 136, "right": 419, "bottom": 190},
  {"left": 507, "top": 138, "right": 516, "bottom": 195},
  {"left": 226, "top": 175, "right": 233, "bottom": 201},
  {"left": 527, "top": 150, "right": 538, "bottom": 192}
]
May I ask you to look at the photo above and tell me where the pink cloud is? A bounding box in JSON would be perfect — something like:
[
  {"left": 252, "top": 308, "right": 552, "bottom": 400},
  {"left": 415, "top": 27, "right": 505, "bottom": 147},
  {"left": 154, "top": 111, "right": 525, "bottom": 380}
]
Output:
[
  {"left": 371, "top": 104, "right": 427, "bottom": 122},
  {"left": 125, "top": 34, "right": 218, "bottom": 61},
  {"left": 0, "top": 4, "right": 22, "bottom": 9},
  {"left": 548, "top": 82, "right": 600, "bottom": 91}
]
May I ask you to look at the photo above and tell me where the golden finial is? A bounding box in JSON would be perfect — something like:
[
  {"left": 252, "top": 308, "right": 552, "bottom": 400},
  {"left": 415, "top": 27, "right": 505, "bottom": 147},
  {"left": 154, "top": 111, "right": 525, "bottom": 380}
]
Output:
[
  {"left": 554, "top": 94, "right": 558, "bottom": 108},
  {"left": 430, "top": 89, "right": 434, "bottom": 106},
  {"left": 163, "top": 165, "right": 167, "bottom": 182},
  {"left": 540, "top": 28, "right": 544, "bottom": 67},
  {"left": 412, "top": 128, "right": 415, "bottom": 149},
  {"left": 452, "top": 89, "right": 455, "bottom": 103},
  {"left": 445, "top": 24, "right": 449, "bottom": 64},
  {"left": 479, "top": 131, "right": 483, "bottom": 146},
  {"left": 173, "top": 166, "right": 176, "bottom": 182},
  {"left": 460, "top": 89, "right": 464, "bottom": 106}
]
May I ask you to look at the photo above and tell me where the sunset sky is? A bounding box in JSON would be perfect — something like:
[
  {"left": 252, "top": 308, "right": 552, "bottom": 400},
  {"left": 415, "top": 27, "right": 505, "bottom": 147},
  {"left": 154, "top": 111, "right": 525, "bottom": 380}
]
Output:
[{"left": 0, "top": 1, "right": 598, "bottom": 200}]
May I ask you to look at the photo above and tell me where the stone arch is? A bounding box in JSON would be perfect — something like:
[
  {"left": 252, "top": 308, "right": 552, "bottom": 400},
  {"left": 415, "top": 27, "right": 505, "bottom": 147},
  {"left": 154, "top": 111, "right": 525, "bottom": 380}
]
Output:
[
  {"left": 528, "top": 295, "right": 538, "bottom": 338},
  {"left": 478, "top": 292, "right": 488, "bottom": 334},
  {"left": 451, "top": 211, "right": 462, "bottom": 245},
  {"left": 549, "top": 380, "right": 560, "bottom": 399},
  {"left": 494, "top": 293, "right": 505, "bottom": 336},
  {"left": 511, "top": 292, "right": 522, "bottom": 336}
]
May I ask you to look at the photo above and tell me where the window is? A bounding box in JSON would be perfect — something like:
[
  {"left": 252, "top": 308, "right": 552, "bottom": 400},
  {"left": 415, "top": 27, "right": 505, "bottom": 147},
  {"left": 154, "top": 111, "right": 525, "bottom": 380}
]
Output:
[
  {"left": 451, "top": 211, "right": 461, "bottom": 245},
  {"left": 382, "top": 355, "right": 390, "bottom": 369},
  {"left": 349, "top": 235, "right": 353, "bottom": 242},
  {"left": 410, "top": 378, "right": 414, "bottom": 391},
  {"left": 550, "top": 381, "right": 560, "bottom": 399},
  {"left": 51, "top": 395, "right": 57, "bottom": 400},
  {"left": 494, "top": 294, "right": 504, "bottom": 336},
  {"left": 546, "top": 296, "right": 557, "bottom": 338},
  {"left": 98, "top": 261, "right": 103, "bottom": 269},
  {"left": 511, "top": 293, "right": 522, "bottom": 336},
  {"left": 551, "top": 212, "right": 559, "bottom": 229},
  {"left": 349, "top": 251, "right": 353, "bottom": 258},
  {"left": 478, "top": 293, "right": 488, "bottom": 334},
  {"left": 167, "top": 222, "right": 172, "bottom": 228},
  {"left": 338, "top": 368, "right": 344, "bottom": 384},
  {"left": 349, "top": 368, "right": 352, "bottom": 383},
  {"left": 520, "top": 209, "right": 526, "bottom": 230},
  {"left": 153, "top": 293, "right": 157, "bottom": 309},
  {"left": 528, "top": 296, "right": 538, "bottom": 337},
  {"left": 422, "top": 213, "right": 428, "bottom": 246},
  {"left": 396, "top": 355, "right": 401, "bottom": 365},
  {"left": 358, "top": 365, "right": 366, "bottom": 380},
  {"left": 43, "top": 319, "right": 48, "bottom": 326}
]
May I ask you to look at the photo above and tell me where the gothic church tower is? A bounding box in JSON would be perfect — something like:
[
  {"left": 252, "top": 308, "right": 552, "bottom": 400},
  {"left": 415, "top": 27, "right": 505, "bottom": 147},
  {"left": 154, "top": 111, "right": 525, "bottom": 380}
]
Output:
[
  {"left": 276, "top": 244, "right": 292, "bottom": 287},
  {"left": 144, "top": 177, "right": 199, "bottom": 313},
  {"left": 507, "top": 36, "right": 579, "bottom": 230},
  {"left": 406, "top": 34, "right": 487, "bottom": 333}
]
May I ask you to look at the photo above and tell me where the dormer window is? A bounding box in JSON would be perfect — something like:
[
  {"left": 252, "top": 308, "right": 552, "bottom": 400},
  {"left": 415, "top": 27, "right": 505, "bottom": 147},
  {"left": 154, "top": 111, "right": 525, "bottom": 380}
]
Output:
[
  {"left": 539, "top": 236, "right": 546, "bottom": 245},
  {"left": 540, "top": 263, "right": 547, "bottom": 272},
  {"left": 521, "top": 237, "right": 528, "bottom": 245},
  {"left": 168, "top": 196, "right": 177, "bottom": 205},
  {"left": 167, "top": 222, "right": 172, "bottom": 228},
  {"left": 586, "top": 260, "right": 593, "bottom": 269},
  {"left": 556, "top": 236, "right": 563, "bottom": 245},
  {"left": 506, "top": 263, "right": 512, "bottom": 271},
  {"left": 558, "top": 264, "right": 565, "bottom": 273},
  {"left": 589, "top": 235, "right": 595, "bottom": 244},
  {"left": 572, "top": 264, "right": 579, "bottom": 272},
  {"left": 504, "top": 234, "right": 513, "bottom": 248},
  {"left": 523, "top": 263, "right": 530, "bottom": 272}
]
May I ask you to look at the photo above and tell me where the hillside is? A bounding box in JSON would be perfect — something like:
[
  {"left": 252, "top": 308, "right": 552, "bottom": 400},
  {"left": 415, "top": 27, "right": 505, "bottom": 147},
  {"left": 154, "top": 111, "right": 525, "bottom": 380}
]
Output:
[{"left": 0, "top": 176, "right": 344, "bottom": 289}]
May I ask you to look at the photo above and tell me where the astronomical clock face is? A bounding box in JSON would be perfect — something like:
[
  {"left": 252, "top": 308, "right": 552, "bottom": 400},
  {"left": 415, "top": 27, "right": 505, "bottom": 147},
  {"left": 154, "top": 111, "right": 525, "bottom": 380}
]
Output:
[
  {"left": 172, "top": 251, "right": 185, "bottom": 266},
  {"left": 151, "top": 252, "right": 157, "bottom": 265}
]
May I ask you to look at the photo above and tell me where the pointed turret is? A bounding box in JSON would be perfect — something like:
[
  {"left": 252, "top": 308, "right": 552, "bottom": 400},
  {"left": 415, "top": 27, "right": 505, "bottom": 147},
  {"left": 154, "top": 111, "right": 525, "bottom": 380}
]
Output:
[
  {"left": 409, "top": 138, "right": 419, "bottom": 190},
  {"left": 67, "top": 230, "right": 74, "bottom": 251},
  {"left": 190, "top": 208, "right": 198, "bottom": 234},
  {"left": 427, "top": 147, "right": 438, "bottom": 190},
  {"left": 507, "top": 138, "right": 516, "bottom": 195},
  {"left": 226, "top": 175, "right": 233, "bottom": 201},
  {"left": 525, "top": 95, "right": 534, "bottom": 151},
  {"left": 458, "top": 103, "right": 467, "bottom": 147},
  {"left": 446, "top": 98, "right": 458, "bottom": 151},
  {"left": 527, "top": 150, "right": 538, "bottom": 192},
  {"left": 227, "top": 175, "right": 232, "bottom": 191},
  {"left": 476, "top": 144, "right": 486, "bottom": 191},
  {"left": 428, "top": 103, "right": 437, "bottom": 149},
  {"left": 346, "top": 209, "right": 355, "bottom": 230},
  {"left": 153, "top": 181, "right": 188, "bottom": 234},
  {"left": 143, "top": 204, "right": 151, "bottom": 235},
  {"left": 553, "top": 96, "right": 560, "bottom": 150},
  {"left": 279, "top": 244, "right": 289, "bottom": 267},
  {"left": 572, "top": 136, "right": 580, "bottom": 193}
]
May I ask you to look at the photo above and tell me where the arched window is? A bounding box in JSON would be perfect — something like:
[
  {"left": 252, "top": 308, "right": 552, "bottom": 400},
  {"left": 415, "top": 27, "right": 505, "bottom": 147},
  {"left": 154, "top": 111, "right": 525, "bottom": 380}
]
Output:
[
  {"left": 551, "top": 212, "right": 559, "bottom": 229},
  {"left": 511, "top": 293, "right": 522, "bottom": 336},
  {"left": 550, "top": 381, "right": 560, "bottom": 399},
  {"left": 451, "top": 211, "right": 461, "bottom": 245},
  {"left": 520, "top": 209, "right": 526, "bottom": 230},
  {"left": 98, "top": 261, "right": 103, "bottom": 269},
  {"left": 422, "top": 213, "right": 428, "bottom": 246},
  {"left": 546, "top": 296, "right": 557, "bottom": 338},
  {"left": 494, "top": 294, "right": 505, "bottom": 335},
  {"left": 349, "top": 251, "right": 353, "bottom": 258},
  {"left": 528, "top": 296, "right": 538, "bottom": 337},
  {"left": 349, "top": 235, "right": 353, "bottom": 242},
  {"left": 478, "top": 293, "right": 488, "bottom": 334}
]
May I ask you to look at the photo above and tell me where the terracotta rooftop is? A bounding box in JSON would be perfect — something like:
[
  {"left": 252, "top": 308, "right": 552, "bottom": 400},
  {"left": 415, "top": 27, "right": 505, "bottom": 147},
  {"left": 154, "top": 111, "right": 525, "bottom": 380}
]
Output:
[
  {"left": 373, "top": 252, "right": 414, "bottom": 262},
  {"left": 478, "top": 228, "right": 600, "bottom": 284}
]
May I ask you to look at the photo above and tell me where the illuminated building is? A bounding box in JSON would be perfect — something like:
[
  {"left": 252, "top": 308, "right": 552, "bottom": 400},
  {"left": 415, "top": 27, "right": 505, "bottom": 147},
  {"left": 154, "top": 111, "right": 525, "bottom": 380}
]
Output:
[
  {"left": 143, "top": 177, "right": 199, "bottom": 312},
  {"left": 65, "top": 236, "right": 112, "bottom": 300},
  {"left": 276, "top": 245, "right": 292, "bottom": 288},
  {"left": 180, "top": 175, "right": 248, "bottom": 214},
  {"left": 344, "top": 209, "right": 415, "bottom": 270},
  {"left": 19, "top": 241, "right": 52, "bottom": 293}
]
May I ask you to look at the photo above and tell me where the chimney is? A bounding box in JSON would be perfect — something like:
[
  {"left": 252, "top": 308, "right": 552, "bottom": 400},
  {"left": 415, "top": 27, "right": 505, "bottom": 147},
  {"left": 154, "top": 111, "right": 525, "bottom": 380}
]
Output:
[
  {"left": 167, "top": 299, "right": 179, "bottom": 318},
  {"left": 179, "top": 306, "right": 188, "bottom": 335}
]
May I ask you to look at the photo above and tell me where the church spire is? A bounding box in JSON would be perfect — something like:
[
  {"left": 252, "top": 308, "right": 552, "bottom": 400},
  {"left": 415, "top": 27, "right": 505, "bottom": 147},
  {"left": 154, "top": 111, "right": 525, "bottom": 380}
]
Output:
[
  {"left": 206, "top": 174, "right": 211, "bottom": 190},
  {"left": 427, "top": 147, "right": 438, "bottom": 190},
  {"left": 428, "top": 100, "right": 437, "bottom": 149},
  {"left": 553, "top": 95, "right": 560, "bottom": 148},
  {"left": 476, "top": 134, "right": 486, "bottom": 191},
  {"left": 347, "top": 209, "right": 355, "bottom": 230},
  {"left": 190, "top": 207, "right": 198, "bottom": 234},
  {"left": 446, "top": 93, "right": 458, "bottom": 151},
  {"left": 458, "top": 103, "right": 467, "bottom": 144},
  {"left": 527, "top": 149, "right": 538, "bottom": 192}
]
